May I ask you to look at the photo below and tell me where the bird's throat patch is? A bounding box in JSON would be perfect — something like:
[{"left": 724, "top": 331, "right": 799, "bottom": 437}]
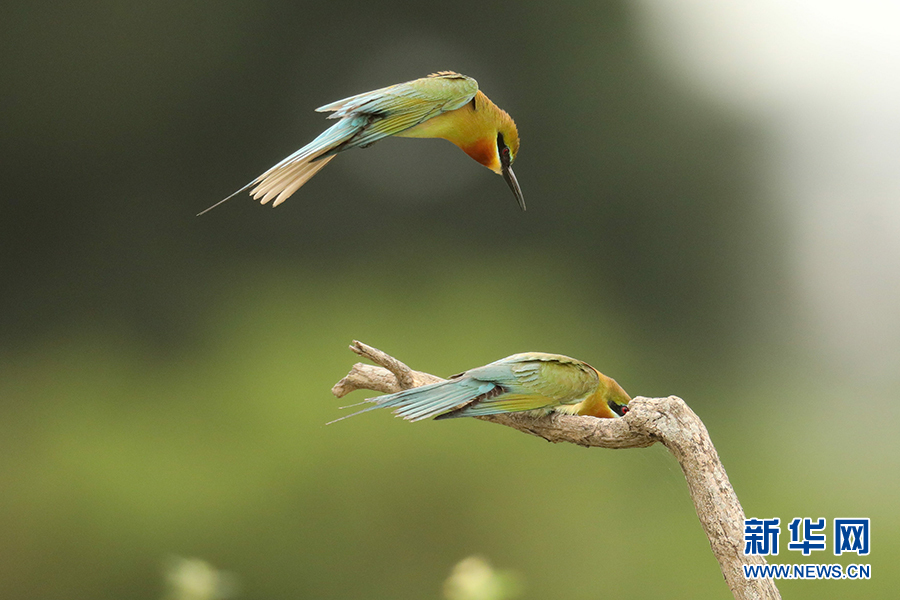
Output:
[{"left": 462, "top": 137, "right": 498, "bottom": 171}]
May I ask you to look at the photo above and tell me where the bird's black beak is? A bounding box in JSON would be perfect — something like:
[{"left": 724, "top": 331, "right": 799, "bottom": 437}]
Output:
[
  {"left": 607, "top": 399, "right": 629, "bottom": 417},
  {"left": 497, "top": 132, "right": 525, "bottom": 211},
  {"left": 502, "top": 164, "right": 526, "bottom": 211}
]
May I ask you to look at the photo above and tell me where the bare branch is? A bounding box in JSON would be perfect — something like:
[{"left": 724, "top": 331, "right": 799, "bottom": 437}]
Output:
[
  {"left": 332, "top": 342, "right": 781, "bottom": 600},
  {"left": 332, "top": 341, "right": 443, "bottom": 397}
]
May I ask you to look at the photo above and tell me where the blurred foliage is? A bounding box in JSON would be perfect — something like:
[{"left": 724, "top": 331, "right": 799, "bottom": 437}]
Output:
[
  {"left": 163, "top": 557, "right": 238, "bottom": 600},
  {"left": 0, "top": 1, "right": 896, "bottom": 599},
  {"left": 443, "top": 556, "right": 521, "bottom": 600}
]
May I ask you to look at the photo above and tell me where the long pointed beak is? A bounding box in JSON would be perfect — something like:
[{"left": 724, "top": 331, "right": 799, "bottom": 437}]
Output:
[{"left": 502, "top": 164, "right": 526, "bottom": 211}]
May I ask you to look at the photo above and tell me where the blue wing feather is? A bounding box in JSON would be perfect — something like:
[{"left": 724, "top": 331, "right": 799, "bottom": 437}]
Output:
[{"left": 371, "top": 378, "right": 498, "bottom": 422}]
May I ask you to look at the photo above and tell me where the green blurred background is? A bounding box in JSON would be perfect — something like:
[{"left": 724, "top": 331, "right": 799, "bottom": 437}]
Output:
[{"left": 2, "top": 1, "right": 898, "bottom": 598}]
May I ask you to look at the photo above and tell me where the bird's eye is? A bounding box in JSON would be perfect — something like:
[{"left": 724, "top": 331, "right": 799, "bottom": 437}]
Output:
[
  {"left": 607, "top": 399, "right": 629, "bottom": 417},
  {"left": 497, "top": 132, "right": 512, "bottom": 168}
]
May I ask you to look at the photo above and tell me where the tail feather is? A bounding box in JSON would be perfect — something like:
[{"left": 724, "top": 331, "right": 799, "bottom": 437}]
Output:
[
  {"left": 253, "top": 156, "right": 335, "bottom": 206},
  {"left": 252, "top": 160, "right": 306, "bottom": 199},
  {"left": 391, "top": 385, "right": 478, "bottom": 421},
  {"left": 325, "top": 403, "right": 382, "bottom": 425},
  {"left": 248, "top": 118, "right": 361, "bottom": 206},
  {"left": 378, "top": 382, "right": 481, "bottom": 422},
  {"left": 196, "top": 180, "right": 257, "bottom": 216},
  {"left": 252, "top": 148, "right": 328, "bottom": 197},
  {"left": 199, "top": 118, "right": 361, "bottom": 215},
  {"left": 270, "top": 157, "right": 334, "bottom": 207},
  {"left": 329, "top": 378, "right": 498, "bottom": 423}
]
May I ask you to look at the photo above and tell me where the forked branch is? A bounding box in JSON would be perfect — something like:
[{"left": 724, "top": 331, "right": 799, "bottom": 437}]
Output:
[{"left": 332, "top": 341, "right": 781, "bottom": 600}]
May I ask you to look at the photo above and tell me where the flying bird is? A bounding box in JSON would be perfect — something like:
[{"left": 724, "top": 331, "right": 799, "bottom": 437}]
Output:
[
  {"left": 199, "top": 71, "right": 523, "bottom": 215},
  {"left": 331, "top": 352, "right": 630, "bottom": 423}
]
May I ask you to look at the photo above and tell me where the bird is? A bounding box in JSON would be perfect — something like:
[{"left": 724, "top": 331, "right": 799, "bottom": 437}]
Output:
[
  {"left": 198, "top": 71, "right": 523, "bottom": 215},
  {"left": 330, "top": 352, "right": 631, "bottom": 423}
]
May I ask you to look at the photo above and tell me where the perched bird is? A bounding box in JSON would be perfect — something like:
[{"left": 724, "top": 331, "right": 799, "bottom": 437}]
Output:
[
  {"left": 331, "top": 353, "right": 630, "bottom": 423},
  {"left": 198, "top": 71, "right": 523, "bottom": 215}
]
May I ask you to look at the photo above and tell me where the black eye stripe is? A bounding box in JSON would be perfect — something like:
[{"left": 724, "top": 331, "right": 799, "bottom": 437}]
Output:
[
  {"left": 607, "top": 399, "right": 628, "bottom": 417},
  {"left": 497, "top": 132, "right": 511, "bottom": 167}
]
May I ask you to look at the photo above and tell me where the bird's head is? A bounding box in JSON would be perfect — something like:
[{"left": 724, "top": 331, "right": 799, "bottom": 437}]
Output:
[
  {"left": 459, "top": 94, "right": 524, "bottom": 210},
  {"left": 600, "top": 374, "right": 632, "bottom": 418},
  {"left": 571, "top": 366, "right": 633, "bottom": 419}
]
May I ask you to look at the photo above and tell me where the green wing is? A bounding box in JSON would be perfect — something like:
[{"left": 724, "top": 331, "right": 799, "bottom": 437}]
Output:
[
  {"left": 314, "top": 72, "right": 478, "bottom": 150},
  {"left": 438, "top": 353, "right": 600, "bottom": 417}
]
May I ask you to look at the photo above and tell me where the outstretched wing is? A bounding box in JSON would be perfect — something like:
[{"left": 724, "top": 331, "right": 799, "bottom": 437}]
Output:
[{"left": 313, "top": 71, "right": 478, "bottom": 153}]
